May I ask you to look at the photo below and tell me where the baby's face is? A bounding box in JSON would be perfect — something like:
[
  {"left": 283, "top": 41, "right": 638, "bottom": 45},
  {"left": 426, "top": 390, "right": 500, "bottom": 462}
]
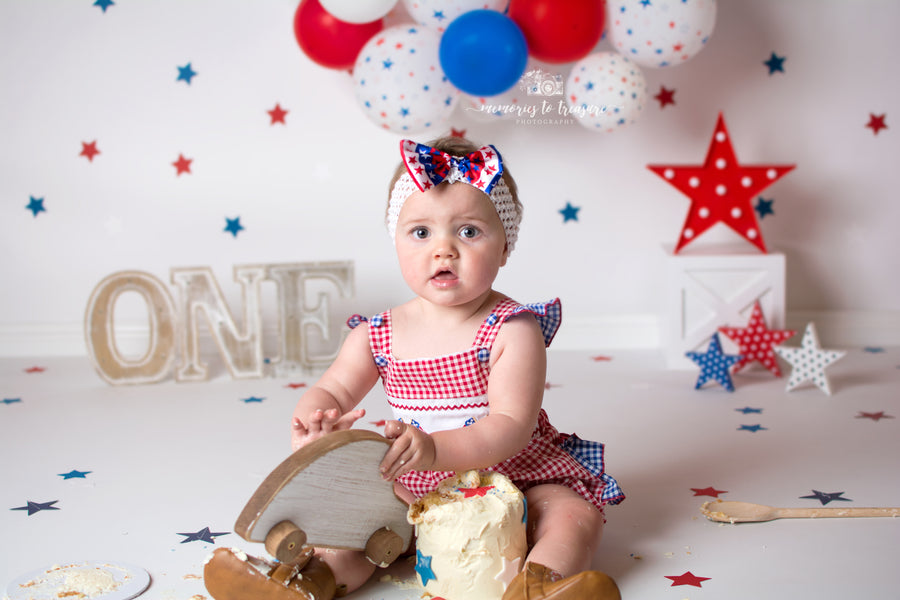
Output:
[{"left": 394, "top": 182, "right": 508, "bottom": 309}]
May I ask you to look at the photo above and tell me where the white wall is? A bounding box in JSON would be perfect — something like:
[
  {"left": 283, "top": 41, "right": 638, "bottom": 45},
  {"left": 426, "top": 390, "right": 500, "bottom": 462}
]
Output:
[{"left": 1, "top": 0, "right": 898, "bottom": 357}]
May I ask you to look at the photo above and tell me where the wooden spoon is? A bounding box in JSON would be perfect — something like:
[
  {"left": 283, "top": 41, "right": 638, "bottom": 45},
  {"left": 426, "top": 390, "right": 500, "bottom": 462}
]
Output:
[{"left": 700, "top": 500, "right": 900, "bottom": 523}]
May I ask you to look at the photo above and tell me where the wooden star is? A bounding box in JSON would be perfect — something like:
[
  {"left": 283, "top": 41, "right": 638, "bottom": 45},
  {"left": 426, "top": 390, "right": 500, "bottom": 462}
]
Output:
[
  {"left": 718, "top": 301, "right": 796, "bottom": 376},
  {"left": 774, "top": 322, "right": 846, "bottom": 395},
  {"left": 648, "top": 113, "right": 795, "bottom": 253}
]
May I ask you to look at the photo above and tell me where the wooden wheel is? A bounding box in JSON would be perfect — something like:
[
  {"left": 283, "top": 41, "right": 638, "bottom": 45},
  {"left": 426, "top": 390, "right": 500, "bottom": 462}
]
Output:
[
  {"left": 365, "top": 527, "right": 405, "bottom": 567},
  {"left": 265, "top": 520, "right": 308, "bottom": 564}
]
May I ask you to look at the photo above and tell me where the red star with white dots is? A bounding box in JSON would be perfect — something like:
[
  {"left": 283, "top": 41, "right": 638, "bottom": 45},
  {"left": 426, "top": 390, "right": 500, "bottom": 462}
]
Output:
[
  {"left": 648, "top": 113, "right": 795, "bottom": 253},
  {"left": 718, "top": 301, "right": 796, "bottom": 376}
]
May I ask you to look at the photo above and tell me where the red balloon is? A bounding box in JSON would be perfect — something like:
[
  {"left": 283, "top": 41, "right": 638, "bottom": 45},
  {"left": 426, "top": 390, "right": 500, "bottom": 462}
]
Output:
[
  {"left": 293, "top": 0, "right": 383, "bottom": 70},
  {"left": 508, "top": 0, "right": 605, "bottom": 64}
]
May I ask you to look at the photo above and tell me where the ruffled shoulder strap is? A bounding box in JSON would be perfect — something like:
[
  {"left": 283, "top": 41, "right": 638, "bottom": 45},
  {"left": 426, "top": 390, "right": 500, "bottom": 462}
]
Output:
[
  {"left": 347, "top": 311, "right": 392, "bottom": 356},
  {"left": 474, "top": 298, "right": 562, "bottom": 350}
]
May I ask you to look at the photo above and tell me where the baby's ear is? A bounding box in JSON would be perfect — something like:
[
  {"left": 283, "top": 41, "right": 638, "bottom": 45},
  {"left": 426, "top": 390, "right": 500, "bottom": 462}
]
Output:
[{"left": 500, "top": 244, "right": 509, "bottom": 267}]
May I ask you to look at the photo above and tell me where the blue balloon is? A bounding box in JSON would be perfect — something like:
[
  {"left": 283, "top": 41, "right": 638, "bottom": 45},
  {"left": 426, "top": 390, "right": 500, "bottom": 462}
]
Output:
[{"left": 439, "top": 10, "right": 528, "bottom": 97}]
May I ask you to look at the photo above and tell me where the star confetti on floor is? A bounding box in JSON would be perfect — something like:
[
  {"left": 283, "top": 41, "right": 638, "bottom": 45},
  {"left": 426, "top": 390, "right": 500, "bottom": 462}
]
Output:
[
  {"left": 11, "top": 500, "right": 60, "bottom": 516},
  {"left": 763, "top": 51, "right": 786, "bottom": 74},
  {"left": 268, "top": 103, "right": 288, "bottom": 125},
  {"left": 856, "top": 411, "right": 894, "bottom": 421},
  {"left": 58, "top": 470, "right": 92, "bottom": 480},
  {"left": 93, "top": 0, "right": 114, "bottom": 12},
  {"left": 654, "top": 85, "right": 676, "bottom": 108},
  {"left": 738, "top": 424, "right": 767, "bottom": 433},
  {"left": 665, "top": 571, "right": 711, "bottom": 587},
  {"left": 559, "top": 202, "right": 580, "bottom": 223},
  {"left": 172, "top": 154, "right": 193, "bottom": 176},
  {"left": 26, "top": 196, "right": 46, "bottom": 217},
  {"left": 800, "top": 490, "right": 852, "bottom": 505},
  {"left": 224, "top": 217, "right": 244, "bottom": 237},
  {"left": 285, "top": 383, "right": 307, "bottom": 389},
  {"left": 2, "top": 398, "right": 22, "bottom": 405},
  {"left": 866, "top": 113, "right": 887, "bottom": 135},
  {"left": 177, "top": 527, "right": 230, "bottom": 544},
  {"left": 647, "top": 112, "right": 795, "bottom": 253},
  {"left": 241, "top": 396, "right": 264, "bottom": 403},
  {"left": 718, "top": 300, "right": 796, "bottom": 376},
  {"left": 80, "top": 140, "right": 100, "bottom": 162},
  {"left": 774, "top": 322, "right": 846, "bottom": 395},
  {"left": 24, "top": 366, "right": 46, "bottom": 373},
  {"left": 691, "top": 487, "right": 727, "bottom": 498},
  {"left": 735, "top": 406, "right": 762, "bottom": 414},
  {"left": 177, "top": 62, "right": 198, "bottom": 85},
  {"left": 686, "top": 333, "right": 742, "bottom": 392}
]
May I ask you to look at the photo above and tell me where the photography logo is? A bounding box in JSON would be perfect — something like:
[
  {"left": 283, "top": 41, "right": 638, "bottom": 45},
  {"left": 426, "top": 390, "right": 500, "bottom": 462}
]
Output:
[{"left": 518, "top": 69, "right": 564, "bottom": 97}]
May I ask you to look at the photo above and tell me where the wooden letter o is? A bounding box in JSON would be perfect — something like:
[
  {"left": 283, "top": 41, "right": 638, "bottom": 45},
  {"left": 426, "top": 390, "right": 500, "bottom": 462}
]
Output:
[{"left": 85, "top": 271, "right": 177, "bottom": 385}]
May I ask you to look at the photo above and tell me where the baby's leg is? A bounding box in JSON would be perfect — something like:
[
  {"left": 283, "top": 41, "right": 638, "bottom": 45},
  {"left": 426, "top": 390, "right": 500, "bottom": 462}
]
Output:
[
  {"left": 524, "top": 483, "right": 605, "bottom": 577},
  {"left": 315, "top": 549, "right": 376, "bottom": 596}
]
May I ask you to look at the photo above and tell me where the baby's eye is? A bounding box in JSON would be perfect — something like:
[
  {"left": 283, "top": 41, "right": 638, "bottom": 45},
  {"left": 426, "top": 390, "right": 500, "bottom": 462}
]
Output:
[
  {"left": 411, "top": 227, "right": 430, "bottom": 240},
  {"left": 459, "top": 226, "right": 480, "bottom": 239}
]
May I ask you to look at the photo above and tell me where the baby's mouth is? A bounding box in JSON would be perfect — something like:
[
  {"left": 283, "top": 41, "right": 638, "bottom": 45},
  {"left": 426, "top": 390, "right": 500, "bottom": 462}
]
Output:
[{"left": 431, "top": 268, "right": 458, "bottom": 282}]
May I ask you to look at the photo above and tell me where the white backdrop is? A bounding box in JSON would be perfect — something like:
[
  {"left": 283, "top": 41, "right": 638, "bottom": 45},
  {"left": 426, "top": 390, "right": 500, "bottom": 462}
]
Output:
[{"left": 1, "top": 0, "right": 898, "bottom": 357}]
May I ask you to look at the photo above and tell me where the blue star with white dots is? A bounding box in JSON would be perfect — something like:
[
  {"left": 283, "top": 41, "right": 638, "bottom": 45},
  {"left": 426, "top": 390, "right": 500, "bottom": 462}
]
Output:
[
  {"left": 177, "top": 62, "right": 198, "bottom": 84},
  {"left": 93, "top": 0, "right": 114, "bottom": 12},
  {"left": 224, "top": 217, "right": 244, "bottom": 237},
  {"left": 755, "top": 197, "right": 774, "bottom": 219},
  {"left": 764, "top": 52, "right": 786, "bottom": 75},
  {"left": 686, "top": 333, "right": 742, "bottom": 392},
  {"left": 415, "top": 550, "right": 436, "bottom": 586},
  {"left": 559, "top": 202, "right": 581, "bottom": 223},
  {"left": 26, "top": 196, "right": 46, "bottom": 217}
]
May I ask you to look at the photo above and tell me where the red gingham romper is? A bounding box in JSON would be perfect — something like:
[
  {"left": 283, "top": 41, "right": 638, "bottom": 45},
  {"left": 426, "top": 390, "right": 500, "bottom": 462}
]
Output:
[{"left": 351, "top": 297, "right": 624, "bottom": 510}]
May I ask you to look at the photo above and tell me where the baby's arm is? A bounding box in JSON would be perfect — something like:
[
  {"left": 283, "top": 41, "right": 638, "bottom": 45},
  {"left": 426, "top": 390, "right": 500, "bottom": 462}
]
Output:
[
  {"left": 290, "top": 325, "right": 380, "bottom": 451},
  {"left": 380, "top": 314, "right": 546, "bottom": 478}
]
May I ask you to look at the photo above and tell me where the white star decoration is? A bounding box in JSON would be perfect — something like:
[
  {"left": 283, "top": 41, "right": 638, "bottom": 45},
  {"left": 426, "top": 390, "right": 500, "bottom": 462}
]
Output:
[
  {"left": 495, "top": 555, "right": 522, "bottom": 586},
  {"left": 773, "top": 322, "right": 846, "bottom": 395}
]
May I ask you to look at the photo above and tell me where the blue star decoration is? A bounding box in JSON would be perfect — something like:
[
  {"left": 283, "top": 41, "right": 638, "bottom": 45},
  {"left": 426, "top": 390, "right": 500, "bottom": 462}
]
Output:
[
  {"left": 735, "top": 406, "right": 762, "bottom": 414},
  {"left": 241, "top": 396, "right": 264, "bottom": 403},
  {"left": 177, "top": 62, "right": 198, "bottom": 85},
  {"left": 764, "top": 52, "right": 786, "bottom": 75},
  {"left": 93, "top": 0, "right": 114, "bottom": 12},
  {"left": 800, "top": 490, "right": 852, "bottom": 505},
  {"left": 59, "top": 470, "right": 92, "bottom": 480},
  {"left": 754, "top": 197, "right": 774, "bottom": 219},
  {"left": 3, "top": 397, "right": 22, "bottom": 405},
  {"left": 177, "top": 527, "right": 230, "bottom": 544},
  {"left": 415, "top": 549, "right": 436, "bottom": 586},
  {"left": 559, "top": 202, "right": 581, "bottom": 223},
  {"left": 737, "top": 424, "right": 767, "bottom": 433},
  {"left": 224, "top": 217, "right": 244, "bottom": 237},
  {"left": 11, "top": 500, "right": 60, "bottom": 515},
  {"left": 26, "top": 196, "right": 46, "bottom": 217},
  {"left": 686, "top": 333, "right": 743, "bottom": 392}
]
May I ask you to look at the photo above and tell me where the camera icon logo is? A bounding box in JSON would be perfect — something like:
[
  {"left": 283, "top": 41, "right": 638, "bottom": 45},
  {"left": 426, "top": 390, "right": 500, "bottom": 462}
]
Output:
[{"left": 519, "top": 69, "right": 564, "bottom": 96}]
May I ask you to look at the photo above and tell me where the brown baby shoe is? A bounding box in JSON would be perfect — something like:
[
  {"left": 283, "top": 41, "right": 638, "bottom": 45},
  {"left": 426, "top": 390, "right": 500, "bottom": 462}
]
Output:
[
  {"left": 204, "top": 547, "right": 337, "bottom": 600},
  {"left": 501, "top": 562, "right": 621, "bottom": 600}
]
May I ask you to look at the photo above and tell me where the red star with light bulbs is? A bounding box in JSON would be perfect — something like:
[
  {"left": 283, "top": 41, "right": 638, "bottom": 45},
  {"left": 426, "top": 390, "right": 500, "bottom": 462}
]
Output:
[
  {"left": 648, "top": 113, "right": 795, "bottom": 253},
  {"left": 268, "top": 103, "right": 288, "bottom": 125},
  {"left": 718, "top": 301, "right": 796, "bottom": 376},
  {"left": 866, "top": 113, "right": 887, "bottom": 135},
  {"left": 665, "top": 571, "right": 711, "bottom": 588},
  {"left": 80, "top": 140, "right": 100, "bottom": 162}
]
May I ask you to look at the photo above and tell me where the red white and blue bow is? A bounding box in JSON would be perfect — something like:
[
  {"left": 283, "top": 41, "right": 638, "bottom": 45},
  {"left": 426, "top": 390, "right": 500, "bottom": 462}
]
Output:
[{"left": 400, "top": 139, "right": 504, "bottom": 195}]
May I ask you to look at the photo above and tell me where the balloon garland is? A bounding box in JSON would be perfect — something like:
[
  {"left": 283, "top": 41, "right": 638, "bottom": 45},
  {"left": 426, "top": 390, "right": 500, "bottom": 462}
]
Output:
[{"left": 292, "top": 0, "right": 717, "bottom": 134}]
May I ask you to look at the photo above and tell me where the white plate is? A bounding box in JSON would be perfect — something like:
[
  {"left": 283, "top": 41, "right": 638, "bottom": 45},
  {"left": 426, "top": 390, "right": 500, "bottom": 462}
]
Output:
[{"left": 6, "top": 560, "right": 151, "bottom": 600}]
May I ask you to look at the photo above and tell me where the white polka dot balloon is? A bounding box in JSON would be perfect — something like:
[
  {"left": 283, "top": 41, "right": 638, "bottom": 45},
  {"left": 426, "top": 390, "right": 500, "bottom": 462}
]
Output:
[
  {"left": 566, "top": 52, "right": 648, "bottom": 133},
  {"left": 353, "top": 25, "right": 460, "bottom": 134},
  {"left": 402, "top": 0, "right": 510, "bottom": 31},
  {"left": 606, "top": 0, "right": 717, "bottom": 68}
]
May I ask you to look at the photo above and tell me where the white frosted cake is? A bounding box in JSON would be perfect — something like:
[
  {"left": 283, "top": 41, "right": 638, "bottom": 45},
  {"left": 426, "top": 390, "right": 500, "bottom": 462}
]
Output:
[{"left": 407, "top": 470, "right": 527, "bottom": 600}]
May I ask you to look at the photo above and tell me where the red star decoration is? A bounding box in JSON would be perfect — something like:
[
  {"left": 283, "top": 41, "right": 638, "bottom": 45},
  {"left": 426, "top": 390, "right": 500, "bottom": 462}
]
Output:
[
  {"left": 691, "top": 486, "right": 727, "bottom": 498},
  {"left": 591, "top": 355, "right": 613, "bottom": 362},
  {"left": 173, "top": 154, "right": 193, "bottom": 176},
  {"left": 665, "top": 571, "right": 711, "bottom": 588},
  {"left": 718, "top": 301, "right": 796, "bottom": 376},
  {"left": 866, "top": 113, "right": 887, "bottom": 135},
  {"left": 450, "top": 128, "right": 467, "bottom": 137},
  {"left": 24, "top": 366, "right": 46, "bottom": 373},
  {"left": 654, "top": 86, "right": 676, "bottom": 108},
  {"left": 856, "top": 411, "right": 894, "bottom": 421},
  {"left": 370, "top": 419, "right": 388, "bottom": 427},
  {"left": 284, "top": 382, "right": 307, "bottom": 389},
  {"left": 648, "top": 113, "right": 795, "bottom": 253},
  {"left": 80, "top": 140, "right": 100, "bottom": 162},
  {"left": 460, "top": 486, "right": 495, "bottom": 498},
  {"left": 268, "top": 103, "right": 288, "bottom": 125}
]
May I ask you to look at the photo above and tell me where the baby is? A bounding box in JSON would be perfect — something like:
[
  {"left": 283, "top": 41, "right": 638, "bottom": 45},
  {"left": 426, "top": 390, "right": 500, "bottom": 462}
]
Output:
[{"left": 290, "top": 136, "right": 624, "bottom": 600}]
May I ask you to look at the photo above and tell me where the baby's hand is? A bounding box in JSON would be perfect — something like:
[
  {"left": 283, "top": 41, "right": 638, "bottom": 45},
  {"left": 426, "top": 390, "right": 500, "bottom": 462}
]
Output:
[
  {"left": 380, "top": 421, "right": 436, "bottom": 481},
  {"left": 291, "top": 407, "right": 366, "bottom": 451}
]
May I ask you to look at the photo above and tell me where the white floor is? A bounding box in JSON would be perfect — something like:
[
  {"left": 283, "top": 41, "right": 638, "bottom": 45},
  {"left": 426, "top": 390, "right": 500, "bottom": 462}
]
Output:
[{"left": 2, "top": 347, "right": 899, "bottom": 600}]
